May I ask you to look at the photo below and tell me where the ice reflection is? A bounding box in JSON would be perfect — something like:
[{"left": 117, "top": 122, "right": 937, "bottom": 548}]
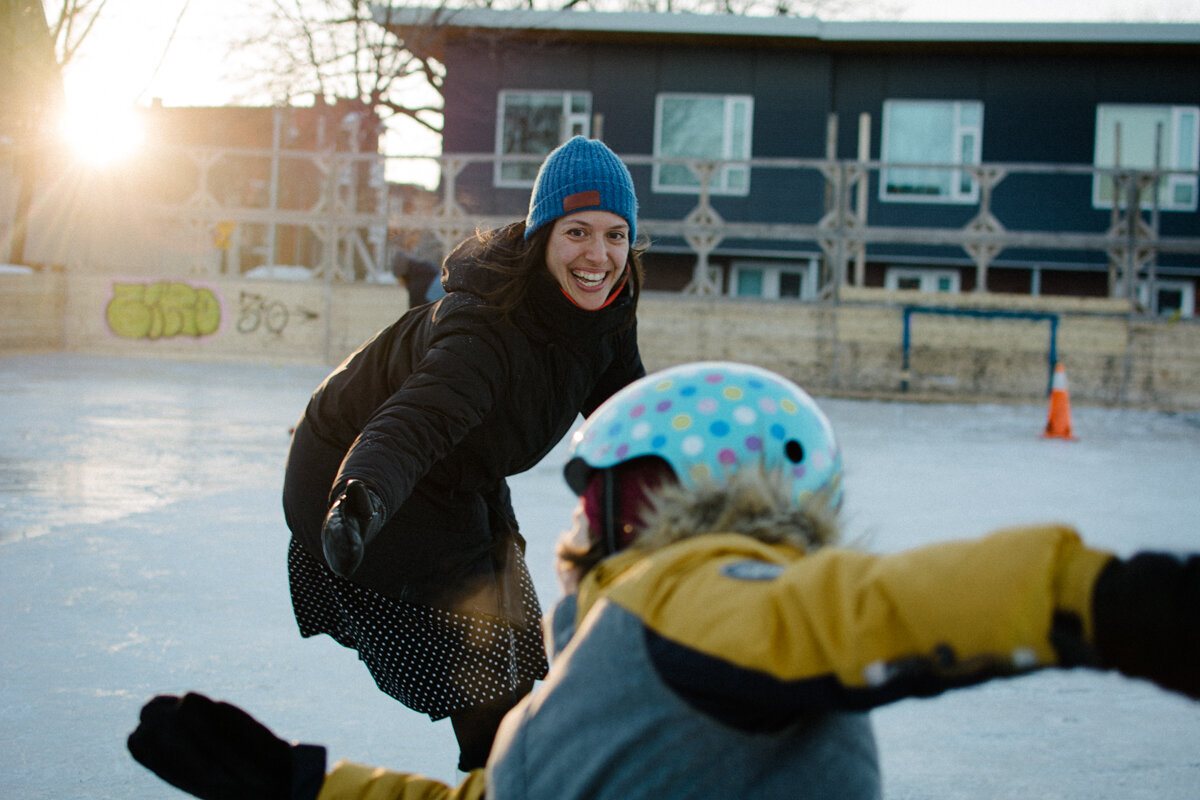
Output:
[{"left": 0, "top": 355, "right": 323, "bottom": 545}]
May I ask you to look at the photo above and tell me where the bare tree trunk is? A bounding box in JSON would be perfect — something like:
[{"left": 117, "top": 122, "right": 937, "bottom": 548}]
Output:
[{"left": 8, "top": 150, "right": 37, "bottom": 266}]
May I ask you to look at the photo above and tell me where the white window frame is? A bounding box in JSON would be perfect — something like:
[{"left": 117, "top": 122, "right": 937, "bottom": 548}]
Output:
[
  {"left": 494, "top": 90, "right": 591, "bottom": 188},
  {"left": 885, "top": 267, "right": 961, "bottom": 294},
  {"left": 730, "top": 260, "right": 816, "bottom": 300},
  {"left": 1138, "top": 278, "right": 1195, "bottom": 318},
  {"left": 1092, "top": 104, "right": 1200, "bottom": 212},
  {"left": 880, "top": 99, "right": 983, "bottom": 204},
  {"left": 653, "top": 93, "right": 753, "bottom": 196}
]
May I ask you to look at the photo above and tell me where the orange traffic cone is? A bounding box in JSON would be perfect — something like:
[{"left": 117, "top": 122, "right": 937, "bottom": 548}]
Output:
[{"left": 1042, "top": 363, "right": 1076, "bottom": 440}]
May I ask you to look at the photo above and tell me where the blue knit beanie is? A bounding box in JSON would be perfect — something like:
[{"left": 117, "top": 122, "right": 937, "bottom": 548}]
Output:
[{"left": 524, "top": 136, "right": 637, "bottom": 242}]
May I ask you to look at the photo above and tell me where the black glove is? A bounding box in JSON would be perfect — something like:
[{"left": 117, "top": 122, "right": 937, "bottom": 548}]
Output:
[
  {"left": 321, "top": 479, "right": 386, "bottom": 578},
  {"left": 1093, "top": 552, "right": 1200, "bottom": 700},
  {"left": 127, "top": 692, "right": 326, "bottom": 800}
]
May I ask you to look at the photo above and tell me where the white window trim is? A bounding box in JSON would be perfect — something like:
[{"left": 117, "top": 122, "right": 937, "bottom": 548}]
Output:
[
  {"left": 1092, "top": 103, "right": 1200, "bottom": 212},
  {"left": 885, "top": 267, "right": 961, "bottom": 294},
  {"left": 730, "top": 260, "right": 817, "bottom": 300},
  {"left": 1139, "top": 278, "right": 1196, "bottom": 317},
  {"left": 494, "top": 90, "right": 591, "bottom": 189},
  {"left": 880, "top": 99, "right": 983, "bottom": 205},
  {"left": 652, "top": 93, "right": 753, "bottom": 196}
]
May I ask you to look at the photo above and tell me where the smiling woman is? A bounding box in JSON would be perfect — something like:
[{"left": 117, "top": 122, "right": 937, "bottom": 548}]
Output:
[
  {"left": 60, "top": 103, "right": 146, "bottom": 166},
  {"left": 544, "top": 210, "right": 631, "bottom": 311}
]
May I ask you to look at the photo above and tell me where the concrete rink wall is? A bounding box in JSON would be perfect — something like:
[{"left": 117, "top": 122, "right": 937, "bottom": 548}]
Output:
[
  {"left": 1, "top": 352, "right": 1198, "bottom": 798},
  {"left": 6, "top": 271, "right": 1200, "bottom": 410}
]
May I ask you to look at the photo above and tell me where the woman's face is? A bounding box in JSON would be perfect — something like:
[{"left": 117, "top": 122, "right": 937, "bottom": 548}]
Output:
[{"left": 544, "top": 210, "right": 630, "bottom": 311}]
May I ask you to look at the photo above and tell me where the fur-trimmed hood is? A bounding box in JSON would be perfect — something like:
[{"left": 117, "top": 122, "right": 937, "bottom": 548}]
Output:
[
  {"left": 570, "top": 467, "right": 843, "bottom": 630},
  {"left": 629, "top": 465, "right": 841, "bottom": 560}
]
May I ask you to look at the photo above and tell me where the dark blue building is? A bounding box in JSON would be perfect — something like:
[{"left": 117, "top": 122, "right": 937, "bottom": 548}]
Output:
[{"left": 386, "top": 9, "right": 1200, "bottom": 315}]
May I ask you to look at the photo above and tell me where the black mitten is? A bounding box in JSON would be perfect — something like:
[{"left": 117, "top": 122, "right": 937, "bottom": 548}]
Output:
[
  {"left": 1092, "top": 552, "right": 1200, "bottom": 700},
  {"left": 127, "top": 693, "right": 326, "bottom": 800},
  {"left": 321, "top": 479, "right": 386, "bottom": 577}
]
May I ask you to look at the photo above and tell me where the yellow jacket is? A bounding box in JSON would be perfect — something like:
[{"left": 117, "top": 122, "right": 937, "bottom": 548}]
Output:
[
  {"left": 319, "top": 524, "right": 1114, "bottom": 800},
  {"left": 319, "top": 763, "right": 485, "bottom": 800}
]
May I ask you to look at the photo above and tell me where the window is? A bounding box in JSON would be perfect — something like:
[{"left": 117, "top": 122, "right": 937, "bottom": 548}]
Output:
[
  {"left": 495, "top": 91, "right": 591, "bottom": 186},
  {"left": 653, "top": 94, "right": 753, "bottom": 195},
  {"left": 731, "top": 260, "right": 815, "bottom": 299},
  {"left": 885, "top": 267, "right": 961, "bottom": 293},
  {"left": 1139, "top": 278, "right": 1195, "bottom": 318},
  {"left": 881, "top": 100, "right": 983, "bottom": 204},
  {"left": 1093, "top": 104, "right": 1199, "bottom": 211}
]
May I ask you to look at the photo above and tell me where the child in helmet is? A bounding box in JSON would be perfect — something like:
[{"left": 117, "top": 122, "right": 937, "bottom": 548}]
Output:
[{"left": 129, "top": 362, "right": 1199, "bottom": 800}]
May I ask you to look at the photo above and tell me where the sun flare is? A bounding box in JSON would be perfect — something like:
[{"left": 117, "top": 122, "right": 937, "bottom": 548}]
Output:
[{"left": 60, "top": 104, "right": 146, "bottom": 166}]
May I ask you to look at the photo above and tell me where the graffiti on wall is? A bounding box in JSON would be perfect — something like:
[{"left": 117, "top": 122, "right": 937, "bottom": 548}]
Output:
[
  {"left": 237, "top": 291, "right": 319, "bottom": 335},
  {"left": 107, "top": 281, "right": 222, "bottom": 340},
  {"left": 106, "top": 281, "right": 322, "bottom": 342}
]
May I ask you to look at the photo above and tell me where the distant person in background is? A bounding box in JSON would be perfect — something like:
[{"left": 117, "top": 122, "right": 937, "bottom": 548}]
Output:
[
  {"left": 130, "top": 361, "right": 1200, "bottom": 800},
  {"left": 390, "top": 249, "right": 445, "bottom": 306},
  {"left": 280, "top": 137, "right": 646, "bottom": 770}
]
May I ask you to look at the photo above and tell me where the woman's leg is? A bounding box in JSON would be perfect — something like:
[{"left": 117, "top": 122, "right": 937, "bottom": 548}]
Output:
[{"left": 449, "top": 681, "right": 534, "bottom": 771}]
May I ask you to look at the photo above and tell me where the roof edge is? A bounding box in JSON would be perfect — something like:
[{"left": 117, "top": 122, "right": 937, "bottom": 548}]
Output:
[{"left": 373, "top": 6, "right": 1200, "bottom": 44}]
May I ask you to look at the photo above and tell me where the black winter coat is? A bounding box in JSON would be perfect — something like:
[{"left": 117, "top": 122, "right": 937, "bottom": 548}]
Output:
[{"left": 283, "top": 232, "right": 644, "bottom": 616}]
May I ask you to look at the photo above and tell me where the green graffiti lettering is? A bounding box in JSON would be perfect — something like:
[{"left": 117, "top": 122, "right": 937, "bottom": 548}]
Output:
[{"left": 107, "top": 281, "right": 222, "bottom": 340}]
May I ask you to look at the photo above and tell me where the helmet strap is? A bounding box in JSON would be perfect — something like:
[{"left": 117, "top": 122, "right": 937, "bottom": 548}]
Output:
[{"left": 600, "top": 467, "right": 620, "bottom": 556}]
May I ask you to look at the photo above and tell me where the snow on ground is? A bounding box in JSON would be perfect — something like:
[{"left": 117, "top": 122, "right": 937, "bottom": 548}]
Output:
[{"left": 1, "top": 353, "right": 1197, "bottom": 799}]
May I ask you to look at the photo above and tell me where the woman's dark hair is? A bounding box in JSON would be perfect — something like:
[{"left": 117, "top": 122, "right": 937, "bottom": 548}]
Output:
[{"left": 452, "top": 220, "right": 645, "bottom": 328}]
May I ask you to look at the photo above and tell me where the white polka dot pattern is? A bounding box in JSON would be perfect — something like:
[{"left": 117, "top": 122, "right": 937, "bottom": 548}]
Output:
[{"left": 288, "top": 539, "right": 548, "bottom": 719}]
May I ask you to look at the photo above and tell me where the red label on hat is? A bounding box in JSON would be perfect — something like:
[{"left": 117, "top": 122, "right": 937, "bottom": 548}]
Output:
[{"left": 563, "top": 190, "right": 601, "bottom": 213}]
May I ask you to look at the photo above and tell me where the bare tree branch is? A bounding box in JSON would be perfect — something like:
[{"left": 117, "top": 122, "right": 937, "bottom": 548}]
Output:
[
  {"left": 227, "top": 0, "right": 902, "bottom": 156},
  {"left": 231, "top": 0, "right": 445, "bottom": 138},
  {"left": 48, "top": 0, "right": 110, "bottom": 69}
]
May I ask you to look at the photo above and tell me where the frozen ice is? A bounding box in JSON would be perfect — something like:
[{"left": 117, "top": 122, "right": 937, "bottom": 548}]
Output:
[{"left": 2, "top": 353, "right": 1197, "bottom": 798}]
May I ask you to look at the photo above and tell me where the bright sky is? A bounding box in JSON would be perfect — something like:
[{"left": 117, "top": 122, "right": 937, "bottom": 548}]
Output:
[
  {"left": 899, "top": 0, "right": 1200, "bottom": 22},
  {"left": 63, "top": 2, "right": 271, "bottom": 109},
  {"left": 56, "top": 0, "right": 1200, "bottom": 171}
]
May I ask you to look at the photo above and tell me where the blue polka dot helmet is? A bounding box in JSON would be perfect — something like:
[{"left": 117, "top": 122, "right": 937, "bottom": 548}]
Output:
[{"left": 564, "top": 361, "right": 843, "bottom": 510}]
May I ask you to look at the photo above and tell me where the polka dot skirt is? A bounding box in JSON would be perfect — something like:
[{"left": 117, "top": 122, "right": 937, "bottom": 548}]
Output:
[{"left": 288, "top": 538, "right": 549, "bottom": 720}]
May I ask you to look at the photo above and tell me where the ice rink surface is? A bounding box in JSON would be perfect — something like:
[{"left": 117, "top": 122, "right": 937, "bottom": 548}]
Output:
[{"left": 2, "top": 352, "right": 1198, "bottom": 798}]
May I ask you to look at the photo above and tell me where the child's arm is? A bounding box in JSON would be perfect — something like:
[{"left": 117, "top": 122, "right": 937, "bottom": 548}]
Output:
[
  {"left": 128, "top": 693, "right": 488, "bottom": 800},
  {"left": 621, "top": 526, "right": 1197, "bottom": 716},
  {"left": 319, "top": 761, "right": 486, "bottom": 800}
]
